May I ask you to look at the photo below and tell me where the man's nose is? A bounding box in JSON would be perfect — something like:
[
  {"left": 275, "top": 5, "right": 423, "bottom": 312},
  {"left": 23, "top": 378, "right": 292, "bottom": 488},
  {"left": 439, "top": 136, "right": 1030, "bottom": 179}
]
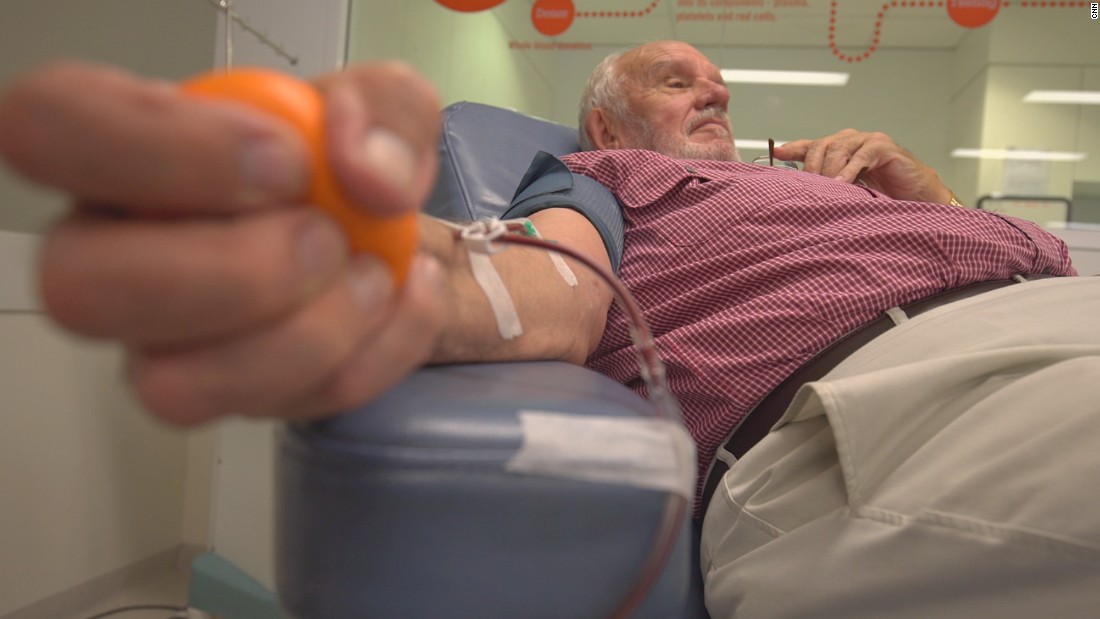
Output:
[{"left": 695, "top": 79, "right": 730, "bottom": 110}]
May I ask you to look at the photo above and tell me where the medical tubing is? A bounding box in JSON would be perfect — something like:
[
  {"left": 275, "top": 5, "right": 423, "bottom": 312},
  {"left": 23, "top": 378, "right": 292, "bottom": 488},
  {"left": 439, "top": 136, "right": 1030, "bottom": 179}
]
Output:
[{"left": 477, "top": 230, "right": 689, "bottom": 619}]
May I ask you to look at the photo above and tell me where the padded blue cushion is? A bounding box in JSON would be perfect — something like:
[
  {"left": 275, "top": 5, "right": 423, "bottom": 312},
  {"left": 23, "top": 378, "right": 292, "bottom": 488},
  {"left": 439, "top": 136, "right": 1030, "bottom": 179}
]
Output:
[{"left": 276, "top": 362, "right": 695, "bottom": 619}]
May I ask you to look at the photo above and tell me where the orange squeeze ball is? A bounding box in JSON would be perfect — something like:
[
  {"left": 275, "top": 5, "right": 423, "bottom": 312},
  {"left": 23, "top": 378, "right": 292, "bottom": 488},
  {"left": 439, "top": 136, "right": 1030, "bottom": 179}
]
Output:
[{"left": 181, "top": 68, "right": 418, "bottom": 286}]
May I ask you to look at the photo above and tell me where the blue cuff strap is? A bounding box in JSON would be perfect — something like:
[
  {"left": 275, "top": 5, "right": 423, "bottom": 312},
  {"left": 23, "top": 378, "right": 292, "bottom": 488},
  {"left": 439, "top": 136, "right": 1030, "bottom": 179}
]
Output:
[{"left": 503, "top": 151, "right": 625, "bottom": 273}]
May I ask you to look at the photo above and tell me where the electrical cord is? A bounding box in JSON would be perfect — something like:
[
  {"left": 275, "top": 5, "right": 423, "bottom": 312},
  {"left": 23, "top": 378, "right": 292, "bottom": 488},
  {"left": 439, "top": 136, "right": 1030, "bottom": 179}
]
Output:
[
  {"left": 82, "top": 604, "right": 187, "bottom": 619},
  {"left": 455, "top": 221, "right": 691, "bottom": 619}
]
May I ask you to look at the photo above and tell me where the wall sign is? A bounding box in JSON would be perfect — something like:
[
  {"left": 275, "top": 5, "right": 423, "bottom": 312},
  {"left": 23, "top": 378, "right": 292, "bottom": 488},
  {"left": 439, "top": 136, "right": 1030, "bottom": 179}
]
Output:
[
  {"left": 433, "top": 0, "right": 1091, "bottom": 59},
  {"left": 947, "top": 0, "right": 1001, "bottom": 28},
  {"left": 532, "top": 0, "right": 576, "bottom": 35},
  {"left": 435, "top": 0, "right": 507, "bottom": 11}
]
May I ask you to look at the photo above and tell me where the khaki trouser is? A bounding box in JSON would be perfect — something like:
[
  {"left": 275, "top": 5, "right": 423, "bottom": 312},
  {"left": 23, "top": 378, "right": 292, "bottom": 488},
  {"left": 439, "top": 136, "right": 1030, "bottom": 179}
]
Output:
[{"left": 702, "top": 276, "right": 1100, "bottom": 619}]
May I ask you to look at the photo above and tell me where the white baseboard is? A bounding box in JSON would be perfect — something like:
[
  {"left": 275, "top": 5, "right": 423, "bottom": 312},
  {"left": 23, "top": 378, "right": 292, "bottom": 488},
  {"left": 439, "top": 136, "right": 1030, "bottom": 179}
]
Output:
[{"left": 0, "top": 544, "right": 204, "bottom": 619}]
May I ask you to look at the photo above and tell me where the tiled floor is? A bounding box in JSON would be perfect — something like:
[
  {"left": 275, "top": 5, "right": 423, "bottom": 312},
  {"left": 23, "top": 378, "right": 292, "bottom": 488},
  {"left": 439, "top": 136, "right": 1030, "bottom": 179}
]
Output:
[{"left": 65, "top": 565, "right": 190, "bottom": 619}]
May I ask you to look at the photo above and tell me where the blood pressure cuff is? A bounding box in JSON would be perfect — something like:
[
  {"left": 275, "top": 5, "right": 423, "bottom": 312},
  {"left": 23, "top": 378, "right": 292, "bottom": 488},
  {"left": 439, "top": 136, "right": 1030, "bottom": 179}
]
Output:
[{"left": 503, "top": 151, "right": 625, "bottom": 274}]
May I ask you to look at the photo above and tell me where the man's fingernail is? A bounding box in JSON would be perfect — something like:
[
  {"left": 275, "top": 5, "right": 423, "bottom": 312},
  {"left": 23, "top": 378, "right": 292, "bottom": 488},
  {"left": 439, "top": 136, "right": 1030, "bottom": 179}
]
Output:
[
  {"left": 241, "top": 136, "right": 305, "bottom": 202},
  {"left": 297, "top": 213, "right": 348, "bottom": 275},
  {"left": 346, "top": 256, "right": 394, "bottom": 313},
  {"left": 361, "top": 128, "right": 417, "bottom": 190}
]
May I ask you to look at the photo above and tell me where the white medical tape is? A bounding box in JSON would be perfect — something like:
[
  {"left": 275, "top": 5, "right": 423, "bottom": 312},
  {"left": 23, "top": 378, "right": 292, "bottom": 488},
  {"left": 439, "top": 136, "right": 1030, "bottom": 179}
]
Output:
[
  {"left": 467, "top": 247, "right": 523, "bottom": 340},
  {"left": 436, "top": 216, "right": 581, "bottom": 340},
  {"left": 521, "top": 221, "right": 577, "bottom": 288},
  {"left": 548, "top": 249, "right": 577, "bottom": 286},
  {"left": 447, "top": 218, "right": 522, "bottom": 340},
  {"left": 505, "top": 410, "right": 696, "bottom": 499}
]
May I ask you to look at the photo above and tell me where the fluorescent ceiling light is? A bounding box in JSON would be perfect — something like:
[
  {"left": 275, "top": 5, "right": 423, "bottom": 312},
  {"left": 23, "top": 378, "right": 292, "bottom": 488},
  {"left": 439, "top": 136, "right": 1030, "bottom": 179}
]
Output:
[
  {"left": 1023, "top": 90, "right": 1100, "bottom": 105},
  {"left": 951, "top": 148, "right": 1086, "bottom": 162},
  {"left": 721, "top": 69, "right": 849, "bottom": 86}
]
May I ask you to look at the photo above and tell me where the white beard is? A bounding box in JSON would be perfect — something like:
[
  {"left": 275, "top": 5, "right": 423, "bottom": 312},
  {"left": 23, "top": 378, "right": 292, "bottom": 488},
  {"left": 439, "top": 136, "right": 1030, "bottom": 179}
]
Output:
[
  {"left": 628, "top": 117, "right": 740, "bottom": 162},
  {"left": 660, "top": 138, "right": 739, "bottom": 162}
]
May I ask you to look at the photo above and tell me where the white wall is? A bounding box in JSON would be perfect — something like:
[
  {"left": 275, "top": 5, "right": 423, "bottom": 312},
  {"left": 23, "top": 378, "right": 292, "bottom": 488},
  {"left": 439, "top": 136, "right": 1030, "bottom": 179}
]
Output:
[
  {"left": 212, "top": 0, "right": 349, "bottom": 80},
  {"left": 348, "top": 0, "right": 557, "bottom": 120},
  {"left": 0, "top": 1, "right": 216, "bottom": 615},
  {"left": 347, "top": 3, "right": 1099, "bottom": 222},
  {"left": 0, "top": 233, "right": 191, "bottom": 616},
  {"left": 2, "top": 0, "right": 352, "bottom": 606},
  {"left": 348, "top": 5, "right": 958, "bottom": 191},
  {"left": 0, "top": 0, "right": 218, "bottom": 233},
  {"left": 954, "top": 9, "right": 1100, "bottom": 211},
  {"left": 203, "top": 0, "right": 351, "bottom": 592},
  {"left": 946, "top": 26, "right": 991, "bottom": 206}
]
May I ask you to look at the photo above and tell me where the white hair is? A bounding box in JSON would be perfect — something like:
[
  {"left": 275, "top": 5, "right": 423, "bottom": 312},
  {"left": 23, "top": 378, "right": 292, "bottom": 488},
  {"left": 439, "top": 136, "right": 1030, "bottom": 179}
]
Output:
[
  {"left": 577, "top": 51, "right": 628, "bottom": 151},
  {"left": 576, "top": 42, "right": 740, "bottom": 161}
]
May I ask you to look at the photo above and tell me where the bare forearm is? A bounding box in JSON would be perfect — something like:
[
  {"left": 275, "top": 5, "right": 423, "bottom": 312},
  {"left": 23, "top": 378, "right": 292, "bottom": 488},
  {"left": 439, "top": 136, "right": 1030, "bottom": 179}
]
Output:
[{"left": 417, "top": 209, "right": 613, "bottom": 366}]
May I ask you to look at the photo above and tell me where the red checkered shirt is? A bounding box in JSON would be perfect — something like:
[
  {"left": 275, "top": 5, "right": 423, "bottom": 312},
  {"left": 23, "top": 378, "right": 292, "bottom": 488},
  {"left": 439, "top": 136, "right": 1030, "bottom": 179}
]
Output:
[{"left": 561, "top": 149, "right": 1076, "bottom": 513}]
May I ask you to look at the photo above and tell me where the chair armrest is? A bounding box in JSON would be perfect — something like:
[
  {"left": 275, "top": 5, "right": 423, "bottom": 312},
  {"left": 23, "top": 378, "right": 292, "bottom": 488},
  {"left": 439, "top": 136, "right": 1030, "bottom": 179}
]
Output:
[{"left": 275, "top": 361, "right": 696, "bottom": 619}]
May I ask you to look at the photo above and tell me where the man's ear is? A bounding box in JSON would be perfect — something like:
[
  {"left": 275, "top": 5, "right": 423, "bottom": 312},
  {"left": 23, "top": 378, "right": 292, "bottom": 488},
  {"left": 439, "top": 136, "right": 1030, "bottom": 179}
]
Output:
[{"left": 584, "top": 108, "right": 622, "bottom": 150}]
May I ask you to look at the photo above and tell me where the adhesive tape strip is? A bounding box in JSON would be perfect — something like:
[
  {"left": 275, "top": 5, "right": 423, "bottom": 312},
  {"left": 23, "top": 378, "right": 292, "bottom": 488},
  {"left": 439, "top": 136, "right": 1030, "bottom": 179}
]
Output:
[{"left": 505, "top": 410, "right": 696, "bottom": 499}]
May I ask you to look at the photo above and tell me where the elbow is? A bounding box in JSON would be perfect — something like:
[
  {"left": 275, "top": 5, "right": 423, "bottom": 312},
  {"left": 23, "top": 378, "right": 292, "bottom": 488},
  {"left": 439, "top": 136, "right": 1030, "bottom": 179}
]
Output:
[{"left": 560, "top": 300, "right": 609, "bottom": 366}]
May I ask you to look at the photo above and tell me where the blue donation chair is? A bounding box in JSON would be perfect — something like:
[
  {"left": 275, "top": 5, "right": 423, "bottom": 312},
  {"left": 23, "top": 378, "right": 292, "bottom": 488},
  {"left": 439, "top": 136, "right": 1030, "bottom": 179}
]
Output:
[{"left": 274, "top": 102, "right": 711, "bottom": 619}]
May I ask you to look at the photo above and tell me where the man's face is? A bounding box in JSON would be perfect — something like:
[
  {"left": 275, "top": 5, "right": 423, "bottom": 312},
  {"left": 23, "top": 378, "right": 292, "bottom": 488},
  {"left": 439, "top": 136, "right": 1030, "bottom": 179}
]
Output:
[{"left": 616, "top": 42, "right": 738, "bottom": 161}]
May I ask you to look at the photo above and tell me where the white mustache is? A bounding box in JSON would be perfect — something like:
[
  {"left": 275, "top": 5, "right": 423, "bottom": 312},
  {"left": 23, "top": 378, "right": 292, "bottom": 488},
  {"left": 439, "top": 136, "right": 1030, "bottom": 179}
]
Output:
[{"left": 687, "top": 108, "right": 730, "bottom": 134}]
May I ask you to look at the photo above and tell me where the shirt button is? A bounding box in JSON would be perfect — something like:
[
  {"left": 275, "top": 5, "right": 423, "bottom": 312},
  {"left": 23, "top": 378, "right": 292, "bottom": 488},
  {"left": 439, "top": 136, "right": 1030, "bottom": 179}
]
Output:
[{"left": 685, "top": 165, "right": 697, "bottom": 173}]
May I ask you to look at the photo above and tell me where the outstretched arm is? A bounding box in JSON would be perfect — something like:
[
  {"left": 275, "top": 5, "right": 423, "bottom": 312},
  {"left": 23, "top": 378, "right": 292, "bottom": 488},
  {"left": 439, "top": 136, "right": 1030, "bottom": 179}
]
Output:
[
  {"left": 0, "top": 61, "right": 612, "bottom": 426},
  {"left": 421, "top": 209, "right": 612, "bottom": 367}
]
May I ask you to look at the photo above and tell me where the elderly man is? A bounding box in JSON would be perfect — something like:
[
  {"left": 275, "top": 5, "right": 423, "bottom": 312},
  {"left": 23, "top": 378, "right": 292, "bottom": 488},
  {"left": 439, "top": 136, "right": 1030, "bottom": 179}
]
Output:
[
  {"left": 2, "top": 41, "right": 1098, "bottom": 618},
  {"left": 557, "top": 41, "right": 1098, "bottom": 618}
]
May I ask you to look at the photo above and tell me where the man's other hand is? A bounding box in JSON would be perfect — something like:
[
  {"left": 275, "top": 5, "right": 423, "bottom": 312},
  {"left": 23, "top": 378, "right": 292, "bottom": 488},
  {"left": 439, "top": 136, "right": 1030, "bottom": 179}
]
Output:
[{"left": 773, "top": 129, "right": 954, "bottom": 205}]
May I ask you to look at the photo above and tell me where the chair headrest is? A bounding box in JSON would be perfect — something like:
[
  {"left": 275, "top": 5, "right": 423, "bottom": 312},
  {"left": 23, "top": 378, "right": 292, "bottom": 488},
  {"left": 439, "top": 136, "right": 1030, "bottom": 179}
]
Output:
[{"left": 425, "top": 102, "right": 581, "bottom": 221}]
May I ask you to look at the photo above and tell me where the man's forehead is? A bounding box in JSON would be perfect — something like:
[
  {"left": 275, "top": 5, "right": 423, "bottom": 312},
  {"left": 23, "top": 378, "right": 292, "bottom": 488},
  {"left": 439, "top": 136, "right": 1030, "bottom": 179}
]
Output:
[{"left": 622, "top": 43, "right": 720, "bottom": 81}]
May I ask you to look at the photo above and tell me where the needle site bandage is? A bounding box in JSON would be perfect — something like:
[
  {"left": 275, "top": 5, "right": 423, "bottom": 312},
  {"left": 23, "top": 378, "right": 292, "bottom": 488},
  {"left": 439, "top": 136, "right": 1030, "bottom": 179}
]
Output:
[{"left": 437, "top": 217, "right": 577, "bottom": 340}]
